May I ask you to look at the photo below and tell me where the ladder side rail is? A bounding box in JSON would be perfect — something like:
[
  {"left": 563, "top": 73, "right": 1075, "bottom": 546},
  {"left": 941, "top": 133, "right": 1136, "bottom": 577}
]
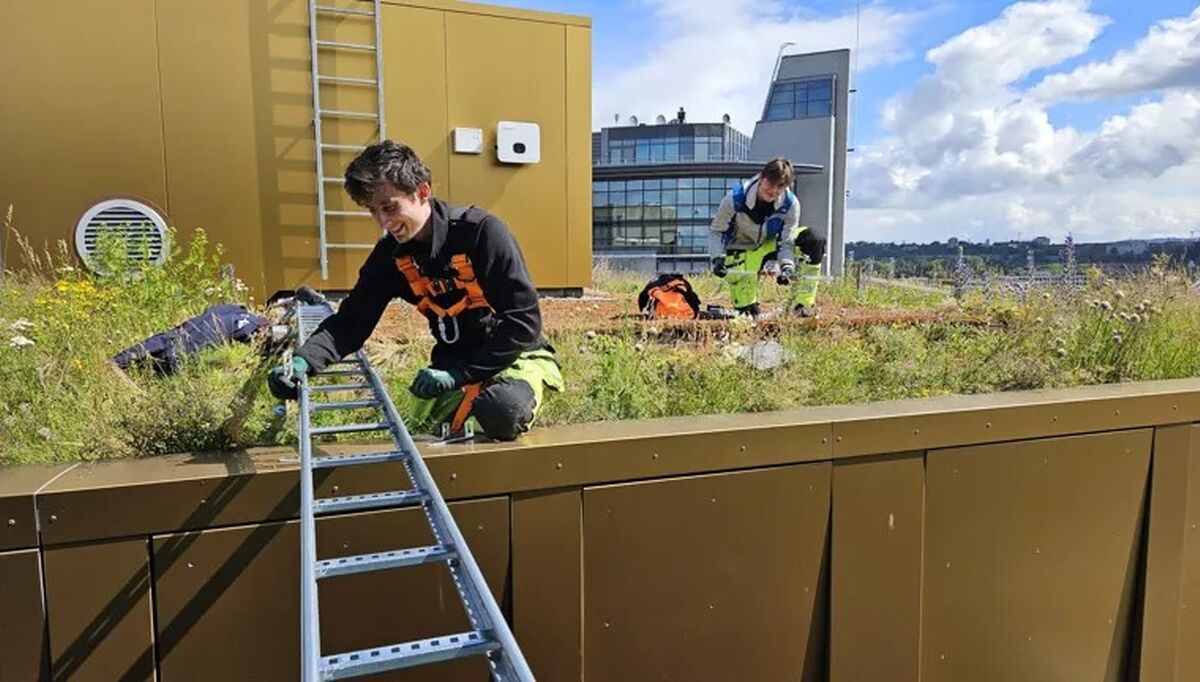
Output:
[
  {"left": 307, "top": 0, "right": 331, "bottom": 280},
  {"left": 357, "top": 350, "right": 535, "bottom": 681},
  {"left": 298, "top": 372, "right": 323, "bottom": 682},
  {"left": 373, "top": 0, "right": 387, "bottom": 140}
]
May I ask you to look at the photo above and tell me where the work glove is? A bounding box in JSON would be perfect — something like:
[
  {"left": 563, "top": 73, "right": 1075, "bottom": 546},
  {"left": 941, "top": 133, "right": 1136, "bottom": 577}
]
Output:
[
  {"left": 776, "top": 263, "right": 796, "bottom": 286},
  {"left": 267, "top": 356, "right": 310, "bottom": 401},
  {"left": 711, "top": 257, "right": 727, "bottom": 278},
  {"left": 409, "top": 367, "right": 458, "bottom": 399}
]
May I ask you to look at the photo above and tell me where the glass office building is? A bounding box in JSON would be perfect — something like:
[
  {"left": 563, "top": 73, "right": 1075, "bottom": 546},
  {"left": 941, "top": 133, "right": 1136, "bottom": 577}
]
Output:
[
  {"left": 592, "top": 118, "right": 767, "bottom": 271},
  {"left": 593, "top": 50, "right": 850, "bottom": 275}
]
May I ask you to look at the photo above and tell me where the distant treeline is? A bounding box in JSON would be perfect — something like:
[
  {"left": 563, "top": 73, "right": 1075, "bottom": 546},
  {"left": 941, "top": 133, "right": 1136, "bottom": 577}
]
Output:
[{"left": 846, "top": 238, "right": 1200, "bottom": 278}]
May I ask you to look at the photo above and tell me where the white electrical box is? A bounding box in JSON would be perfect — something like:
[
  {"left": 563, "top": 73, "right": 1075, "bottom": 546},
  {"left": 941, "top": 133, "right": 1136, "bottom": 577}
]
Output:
[
  {"left": 496, "top": 121, "right": 540, "bottom": 164},
  {"left": 453, "top": 127, "right": 483, "bottom": 154}
]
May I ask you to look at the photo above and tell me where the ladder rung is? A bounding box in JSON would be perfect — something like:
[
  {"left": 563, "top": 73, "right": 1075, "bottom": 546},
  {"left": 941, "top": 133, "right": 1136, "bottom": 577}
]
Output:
[
  {"left": 320, "top": 142, "right": 369, "bottom": 151},
  {"left": 314, "top": 5, "right": 375, "bottom": 16},
  {"left": 316, "top": 39, "right": 377, "bottom": 52},
  {"left": 320, "top": 109, "right": 379, "bottom": 119},
  {"left": 327, "top": 243, "right": 377, "bottom": 250},
  {"left": 312, "top": 450, "right": 409, "bottom": 469},
  {"left": 311, "top": 399, "right": 378, "bottom": 412},
  {"left": 318, "top": 75, "right": 379, "bottom": 87},
  {"left": 315, "top": 544, "right": 456, "bottom": 579},
  {"left": 315, "top": 368, "right": 364, "bottom": 377},
  {"left": 314, "top": 489, "right": 427, "bottom": 516},
  {"left": 320, "top": 631, "right": 498, "bottom": 679},
  {"left": 310, "top": 421, "right": 391, "bottom": 436},
  {"left": 324, "top": 210, "right": 372, "bottom": 217},
  {"left": 323, "top": 177, "right": 345, "bottom": 184},
  {"left": 310, "top": 382, "right": 372, "bottom": 393}
]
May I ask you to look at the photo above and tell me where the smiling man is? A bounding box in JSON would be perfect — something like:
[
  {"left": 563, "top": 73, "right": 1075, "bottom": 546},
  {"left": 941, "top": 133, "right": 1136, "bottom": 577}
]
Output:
[{"left": 268, "top": 140, "right": 562, "bottom": 441}]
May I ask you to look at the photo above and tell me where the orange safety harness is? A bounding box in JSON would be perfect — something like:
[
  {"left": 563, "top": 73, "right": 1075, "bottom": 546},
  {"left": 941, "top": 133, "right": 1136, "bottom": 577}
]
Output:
[{"left": 394, "top": 252, "right": 492, "bottom": 434}]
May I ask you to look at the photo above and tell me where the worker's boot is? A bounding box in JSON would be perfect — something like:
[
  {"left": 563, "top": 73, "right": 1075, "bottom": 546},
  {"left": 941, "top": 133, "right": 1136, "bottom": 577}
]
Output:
[
  {"left": 792, "top": 303, "right": 817, "bottom": 319},
  {"left": 735, "top": 302, "right": 762, "bottom": 320}
]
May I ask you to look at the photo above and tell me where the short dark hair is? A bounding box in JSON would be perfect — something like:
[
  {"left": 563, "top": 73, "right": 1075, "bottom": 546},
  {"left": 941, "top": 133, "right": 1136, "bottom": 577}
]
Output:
[
  {"left": 760, "top": 157, "right": 794, "bottom": 187},
  {"left": 344, "top": 140, "right": 432, "bottom": 205}
]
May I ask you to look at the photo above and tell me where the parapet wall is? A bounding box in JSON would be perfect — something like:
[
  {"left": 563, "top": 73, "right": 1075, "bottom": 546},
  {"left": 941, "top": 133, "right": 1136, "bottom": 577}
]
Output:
[{"left": 2, "top": 379, "right": 1199, "bottom": 680}]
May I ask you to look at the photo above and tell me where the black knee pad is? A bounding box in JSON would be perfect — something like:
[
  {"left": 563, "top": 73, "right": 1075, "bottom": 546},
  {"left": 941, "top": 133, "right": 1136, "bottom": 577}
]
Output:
[
  {"left": 795, "top": 230, "right": 826, "bottom": 265},
  {"left": 471, "top": 377, "right": 536, "bottom": 441}
]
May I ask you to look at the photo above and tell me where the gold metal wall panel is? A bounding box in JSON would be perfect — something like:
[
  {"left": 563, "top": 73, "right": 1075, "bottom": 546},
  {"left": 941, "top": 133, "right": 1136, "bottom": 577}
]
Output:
[
  {"left": 512, "top": 488, "right": 583, "bottom": 681},
  {"left": 922, "top": 430, "right": 1152, "bottom": 681},
  {"left": 386, "top": 0, "right": 591, "bottom": 26},
  {"left": 44, "top": 538, "right": 155, "bottom": 681},
  {"left": 0, "top": 463, "right": 72, "bottom": 550},
  {"left": 427, "top": 412, "right": 834, "bottom": 499},
  {"left": 565, "top": 25, "right": 593, "bottom": 287},
  {"left": 0, "top": 1, "right": 167, "bottom": 261},
  {"left": 830, "top": 453, "right": 923, "bottom": 682},
  {"left": 37, "top": 451, "right": 410, "bottom": 544},
  {"left": 152, "top": 498, "right": 507, "bottom": 681},
  {"left": 0, "top": 548, "right": 49, "bottom": 681},
  {"left": 444, "top": 13, "right": 569, "bottom": 286},
  {"left": 155, "top": 0, "right": 283, "bottom": 296},
  {"left": 381, "top": 4, "right": 450, "bottom": 206},
  {"left": 1177, "top": 425, "right": 1200, "bottom": 681},
  {"left": 832, "top": 379, "right": 1200, "bottom": 457},
  {"left": 1141, "top": 425, "right": 1192, "bottom": 680},
  {"left": 583, "top": 464, "right": 831, "bottom": 681}
]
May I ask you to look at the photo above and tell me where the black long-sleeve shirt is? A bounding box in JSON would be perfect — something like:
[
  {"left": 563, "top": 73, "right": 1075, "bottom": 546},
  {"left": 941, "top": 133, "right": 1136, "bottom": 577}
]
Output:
[{"left": 296, "top": 198, "right": 546, "bottom": 385}]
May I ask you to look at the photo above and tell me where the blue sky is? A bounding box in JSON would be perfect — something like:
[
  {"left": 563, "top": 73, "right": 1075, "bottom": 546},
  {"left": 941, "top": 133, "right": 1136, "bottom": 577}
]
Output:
[{"left": 489, "top": 1, "right": 1200, "bottom": 242}]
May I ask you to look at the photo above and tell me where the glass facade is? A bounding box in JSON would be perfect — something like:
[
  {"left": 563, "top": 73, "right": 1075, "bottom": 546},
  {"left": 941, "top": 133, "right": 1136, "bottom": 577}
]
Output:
[
  {"left": 593, "top": 122, "right": 752, "bottom": 166},
  {"left": 592, "top": 175, "right": 748, "bottom": 253},
  {"left": 763, "top": 76, "right": 835, "bottom": 122}
]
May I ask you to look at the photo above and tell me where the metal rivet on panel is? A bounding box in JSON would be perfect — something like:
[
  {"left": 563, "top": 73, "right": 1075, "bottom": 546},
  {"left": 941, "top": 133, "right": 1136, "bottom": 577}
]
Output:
[
  {"left": 913, "top": 429, "right": 920, "bottom": 436},
  {"left": 652, "top": 452, "right": 659, "bottom": 460},
  {"left": 985, "top": 422, "right": 992, "bottom": 428},
  {"left": 555, "top": 462, "right": 563, "bottom": 470},
  {"left": 739, "top": 445, "right": 746, "bottom": 452},
  {"left": 332, "top": 485, "right": 339, "bottom": 493},
  {"left": 48, "top": 514, "right": 57, "bottom": 523},
  {"left": 450, "top": 473, "right": 458, "bottom": 480},
  {"left": 821, "top": 437, "right": 828, "bottom": 444},
  {"left": 6, "top": 518, "right": 14, "bottom": 526}
]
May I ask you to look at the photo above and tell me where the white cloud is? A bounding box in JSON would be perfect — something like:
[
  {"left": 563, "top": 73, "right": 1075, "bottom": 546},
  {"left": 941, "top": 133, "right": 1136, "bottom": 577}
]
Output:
[
  {"left": 849, "top": 1, "right": 1200, "bottom": 243},
  {"left": 593, "top": 1, "right": 923, "bottom": 131},
  {"left": 1032, "top": 6, "right": 1200, "bottom": 101}
]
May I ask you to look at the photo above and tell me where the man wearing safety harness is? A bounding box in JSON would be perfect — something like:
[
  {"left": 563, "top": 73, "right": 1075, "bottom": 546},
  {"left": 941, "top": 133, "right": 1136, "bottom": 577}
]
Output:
[
  {"left": 268, "top": 140, "right": 563, "bottom": 441},
  {"left": 708, "top": 157, "right": 826, "bottom": 318}
]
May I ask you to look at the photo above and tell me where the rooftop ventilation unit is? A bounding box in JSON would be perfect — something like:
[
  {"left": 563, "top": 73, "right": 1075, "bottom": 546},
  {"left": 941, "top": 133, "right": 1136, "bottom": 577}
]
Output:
[
  {"left": 655, "top": 114, "right": 667, "bottom": 124},
  {"left": 74, "top": 198, "right": 169, "bottom": 273}
]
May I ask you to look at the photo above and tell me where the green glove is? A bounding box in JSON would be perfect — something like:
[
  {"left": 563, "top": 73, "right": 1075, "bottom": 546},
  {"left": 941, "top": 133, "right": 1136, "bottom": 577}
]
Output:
[
  {"left": 267, "top": 356, "right": 310, "bottom": 400},
  {"left": 409, "top": 367, "right": 457, "bottom": 399}
]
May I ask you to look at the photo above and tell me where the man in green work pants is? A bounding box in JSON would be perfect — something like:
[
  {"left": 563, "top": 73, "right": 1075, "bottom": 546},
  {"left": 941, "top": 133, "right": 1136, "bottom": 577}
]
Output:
[{"left": 708, "top": 157, "right": 825, "bottom": 318}]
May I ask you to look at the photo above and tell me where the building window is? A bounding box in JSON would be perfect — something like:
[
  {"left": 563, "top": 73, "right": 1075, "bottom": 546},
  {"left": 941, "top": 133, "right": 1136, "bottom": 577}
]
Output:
[{"left": 764, "top": 76, "right": 835, "bottom": 121}]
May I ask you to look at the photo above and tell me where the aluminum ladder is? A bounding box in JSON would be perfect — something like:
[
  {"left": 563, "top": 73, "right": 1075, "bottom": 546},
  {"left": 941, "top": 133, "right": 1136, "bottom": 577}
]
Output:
[
  {"left": 293, "top": 301, "right": 535, "bottom": 680},
  {"left": 307, "top": 0, "right": 387, "bottom": 280}
]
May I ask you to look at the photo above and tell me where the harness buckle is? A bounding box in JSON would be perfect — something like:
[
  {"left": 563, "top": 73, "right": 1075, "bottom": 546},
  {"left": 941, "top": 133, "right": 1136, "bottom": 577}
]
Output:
[{"left": 437, "top": 315, "right": 460, "bottom": 344}]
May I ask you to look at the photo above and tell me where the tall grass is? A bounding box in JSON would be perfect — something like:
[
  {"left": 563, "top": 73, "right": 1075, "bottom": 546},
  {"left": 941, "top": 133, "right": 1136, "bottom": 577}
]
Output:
[{"left": 4, "top": 218, "right": 1200, "bottom": 466}]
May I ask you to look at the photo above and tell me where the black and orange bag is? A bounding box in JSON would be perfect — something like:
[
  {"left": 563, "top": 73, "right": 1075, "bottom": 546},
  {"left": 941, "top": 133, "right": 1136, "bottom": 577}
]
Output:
[{"left": 637, "top": 274, "right": 701, "bottom": 320}]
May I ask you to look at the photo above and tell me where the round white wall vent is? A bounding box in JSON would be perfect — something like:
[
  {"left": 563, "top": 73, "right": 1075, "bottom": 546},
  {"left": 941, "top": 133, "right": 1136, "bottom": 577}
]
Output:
[{"left": 74, "top": 199, "right": 169, "bottom": 272}]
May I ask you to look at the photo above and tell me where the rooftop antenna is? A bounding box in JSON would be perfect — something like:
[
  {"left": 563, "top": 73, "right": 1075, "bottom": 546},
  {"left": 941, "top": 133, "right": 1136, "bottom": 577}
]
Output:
[
  {"left": 627, "top": 115, "right": 639, "bottom": 125},
  {"left": 655, "top": 114, "right": 667, "bottom": 125},
  {"left": 614, "top": 113, "right": 620, "bottom": 124},
  {"left": 722, "top": 113, "right": 731, "bottom": 124}
]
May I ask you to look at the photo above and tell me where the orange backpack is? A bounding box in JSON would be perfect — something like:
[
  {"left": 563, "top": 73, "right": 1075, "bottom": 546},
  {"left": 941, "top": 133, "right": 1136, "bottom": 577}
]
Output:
[{"left": 637, "top": 274, "right": 701, "bottom": 320}]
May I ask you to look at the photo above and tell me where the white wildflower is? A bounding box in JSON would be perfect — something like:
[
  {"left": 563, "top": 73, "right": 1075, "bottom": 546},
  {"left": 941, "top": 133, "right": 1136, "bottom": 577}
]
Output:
[
  {"left": 9, "top": 335, "right": 34, "bottom": 348},
  {"left": 11, "top": 318, "right": 34, "bottom": 332}
]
